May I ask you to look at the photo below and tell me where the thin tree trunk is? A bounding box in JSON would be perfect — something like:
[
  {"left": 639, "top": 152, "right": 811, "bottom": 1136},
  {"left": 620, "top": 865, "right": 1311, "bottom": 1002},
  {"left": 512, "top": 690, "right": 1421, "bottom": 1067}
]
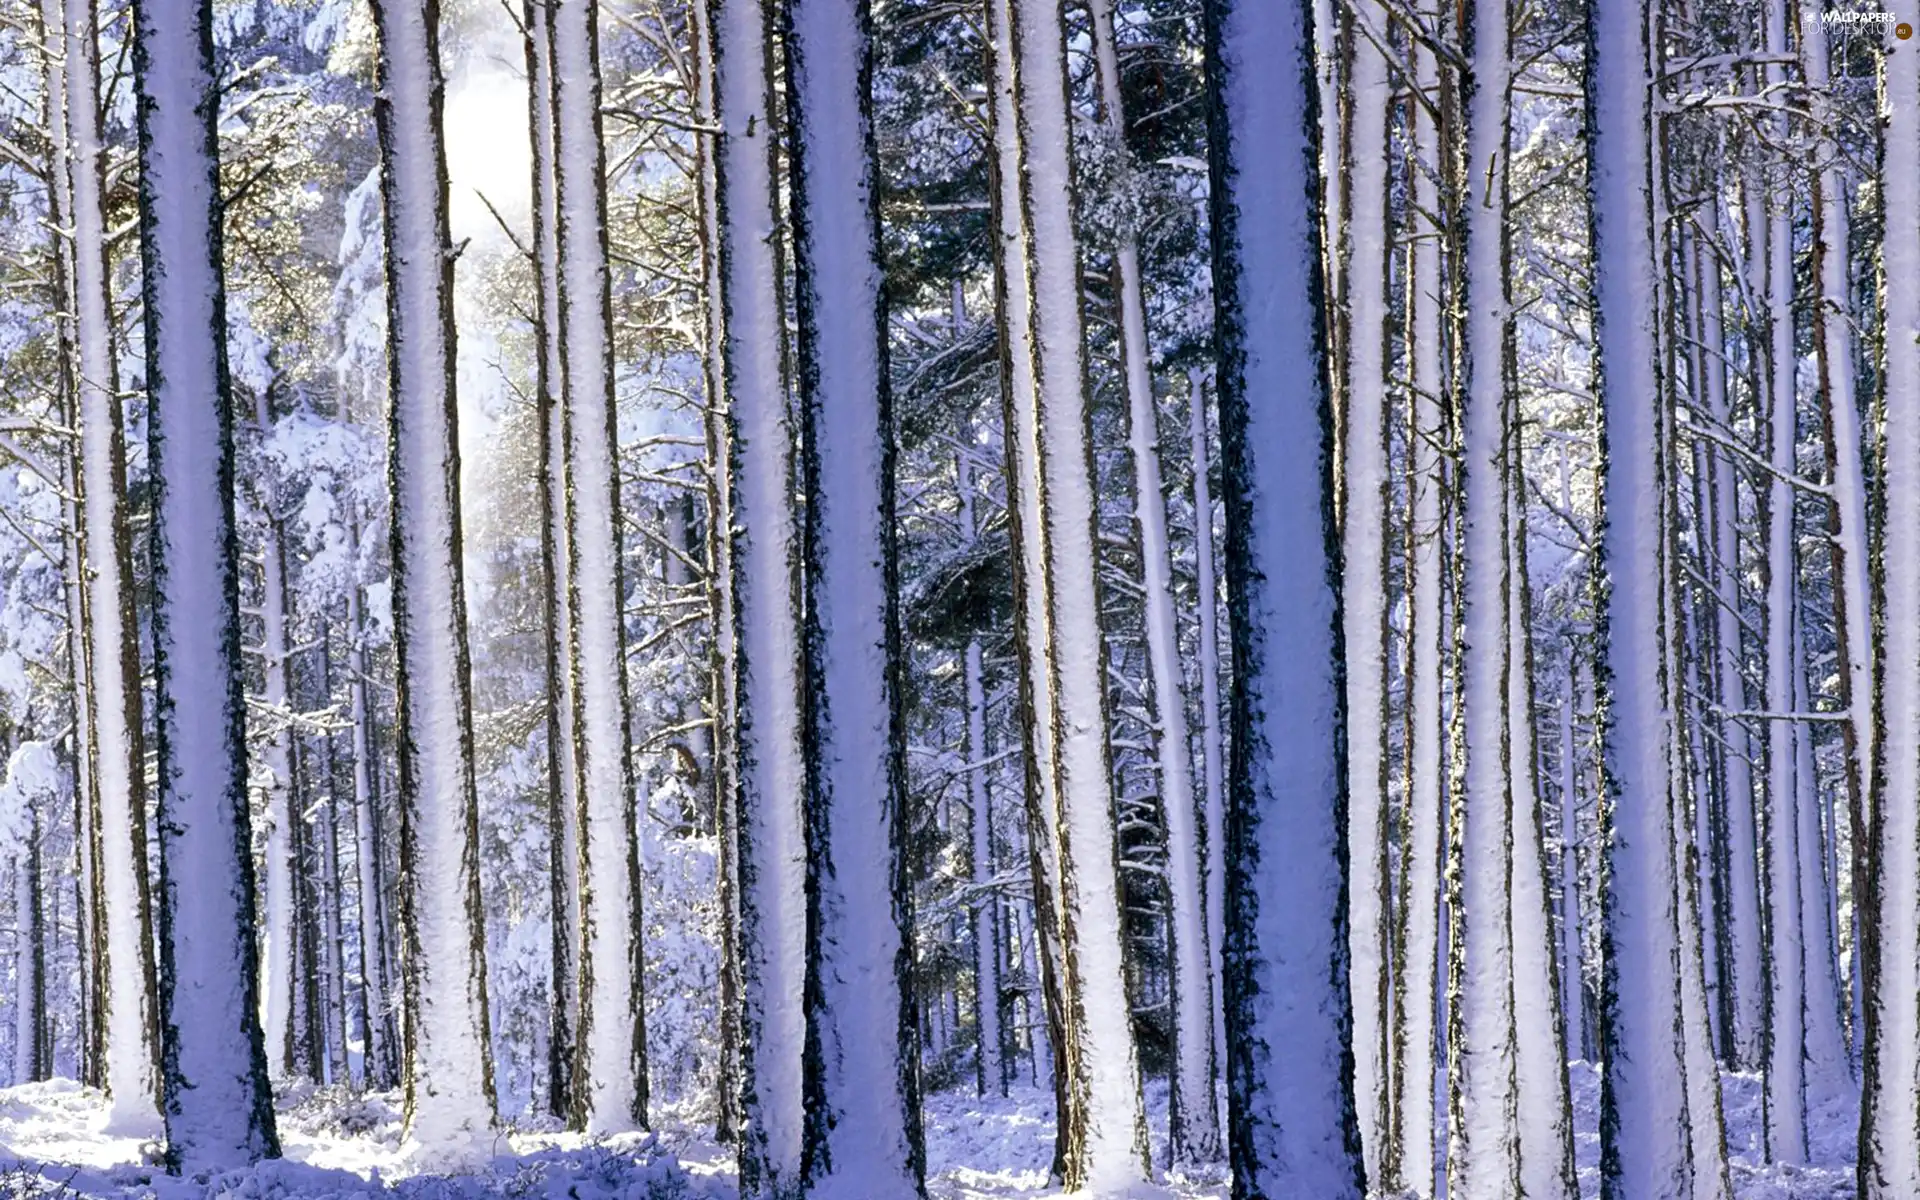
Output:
[
  {"left": 958, "top": 438, "right": 1004, "bottom": 1100},
  {"left": 345, "top": 520, "right": 396, "bottom": 1090},
  {"left": 1084, "top": 0, "right": 1217, "bottom": 1165},
  {"left": 520, "top": 0, "right": 582, "bottom": 1124},
  {"left": 255, "top": 387, "right": 298, "bottom": 1082},
  {"left": 68, "top": 0, "right": 159, "bottom": 1129},
  {"left": 1509, "top": 448, "right": 1577, "bottom": 1200},
  {"left": 1759, "top": 31, "right": 1807, "bottom": 1141},
  {"left": 1450, "top": 0, "right": 1522, "bottom": 1189},
  {"left": 1185, "top": 366, "right": 1228, "bottom": 1114},
  {"left": 1393, "top": 29, "right": 1446, "bottom": 1194}
]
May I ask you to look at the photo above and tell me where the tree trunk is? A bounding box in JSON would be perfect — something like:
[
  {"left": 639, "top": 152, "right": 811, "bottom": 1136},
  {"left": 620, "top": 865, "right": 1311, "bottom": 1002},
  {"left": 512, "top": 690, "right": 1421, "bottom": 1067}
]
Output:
[
  {"left": 520, "top": 0, "right": 582, "bottom": 1124},
  {"left": 1860, "top": 23, "right": 1920, "bottom": 1195},
  {"left": 1338, "top": 0, "right": 1392, "bottom": 1180},
  {"left": 1393, "top": 29, "right": 1446, "bottom": 1194},
  {"left": 1450, "top": 0, "right": 1523, "bottom": 1189},
  {"left": 1587, "top": 0, "right": 1710, "bottom": 1190},
  {"left": 68, "top": 0, "right": 160, "bottom": 1131},
  {"left": 1083, "top": 0, "right": 1216, "bottom": 1166},
  {"left": 708, "top": 0, "right": 806, "bottom": 1189},
  {"left": 366, "top": 0, "right": 498, "bottom": 1156},
  {"left": 1202, "top": 0, "right": 1364, "bottom": 1194},
  {"left": 980, "top": 0, "right": 1070, "bottom": 1171},
  {"left": 551, "top": 0, "right": 648, "bottom": 1135},
  {"left": 346, "top": 518, "right": 397, "bottom": 1090},
  {"left": 1186, "top": 367, "right": 1228, "bottom": 1113},
  {"left": 782, "top": 0, "right": 923, "bottom": 1187},
  {"left": 132, "top": 0, "right": 281, "bottom": 1162},
  {"left": 998, "top": 0, "right": 1151, "bottom": 1185},
  {"left": 255, "top": 389, "right": 298, "bottom": 1082}
]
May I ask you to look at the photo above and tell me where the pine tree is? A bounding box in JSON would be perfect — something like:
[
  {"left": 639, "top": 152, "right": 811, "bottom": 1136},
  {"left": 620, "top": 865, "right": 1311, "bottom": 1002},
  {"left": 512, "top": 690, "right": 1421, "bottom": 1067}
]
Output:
[
  {"left": 1202, "top": 0, "right": 1364, "bottom": 1194},
  {"left": 552, "top": 0, "right": 648, "bottom": 1135},
  {"left": 366, "top": 0, "right": 498, "bottom": 1158},
  {"left": 131, "top": 0, "right": 280, "bottom": 1165},
  {"left": 709, "top": 0, "right": 807, "bottom": 1190}
]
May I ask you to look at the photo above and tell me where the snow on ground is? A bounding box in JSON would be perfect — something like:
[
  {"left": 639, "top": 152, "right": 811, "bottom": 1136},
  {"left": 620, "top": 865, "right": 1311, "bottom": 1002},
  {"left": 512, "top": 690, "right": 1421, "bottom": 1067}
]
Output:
[{"left": 0, "top": 1064, "right": 1860, "bottom": 1197}]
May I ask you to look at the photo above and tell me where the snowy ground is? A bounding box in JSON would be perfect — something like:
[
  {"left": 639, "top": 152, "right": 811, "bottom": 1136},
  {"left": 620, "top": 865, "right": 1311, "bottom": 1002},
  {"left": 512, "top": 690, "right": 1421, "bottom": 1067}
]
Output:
[{"left": 0, "top": 1065, "right": 1858, "bottom": 1197}]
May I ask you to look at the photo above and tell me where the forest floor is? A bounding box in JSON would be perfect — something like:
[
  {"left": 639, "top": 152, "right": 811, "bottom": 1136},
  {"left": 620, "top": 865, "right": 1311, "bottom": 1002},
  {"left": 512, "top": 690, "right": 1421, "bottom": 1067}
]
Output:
[{"left": 0, "top": 1062, "right": 1860, "bottom": 1198}]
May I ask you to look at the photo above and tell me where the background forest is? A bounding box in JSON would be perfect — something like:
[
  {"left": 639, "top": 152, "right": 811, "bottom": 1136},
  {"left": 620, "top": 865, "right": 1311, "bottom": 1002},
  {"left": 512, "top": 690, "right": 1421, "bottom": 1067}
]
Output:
[{"left": 0, "top": 0, "right": 1915, "bottom": 1195}]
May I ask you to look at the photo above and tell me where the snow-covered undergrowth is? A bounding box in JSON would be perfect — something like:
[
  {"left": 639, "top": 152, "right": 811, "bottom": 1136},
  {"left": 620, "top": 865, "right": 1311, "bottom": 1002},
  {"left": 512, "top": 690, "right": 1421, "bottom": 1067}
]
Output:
[{"left": 0, "top": 1064, "right": 1861, "bottom": 1198}]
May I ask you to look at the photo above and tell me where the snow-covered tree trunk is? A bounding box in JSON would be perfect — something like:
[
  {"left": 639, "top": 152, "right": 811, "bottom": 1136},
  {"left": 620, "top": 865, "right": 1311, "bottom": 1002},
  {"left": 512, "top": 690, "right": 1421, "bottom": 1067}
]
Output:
[
  {"left": 13, "top": 812, "right": 44, "bottom": 1084},
  {"left": 254, "top": 391, "right": 298, "bottom": 1081},
  {"left": 131, "top": 0, "right": 280, "bottom": 1164},
  {"left": 1509, "top": 451, "right": 1578, "bottom": 1200},
  {"left": 1339, "top": 0, "right": 1392, "bottom": 1180},
  {"left": 1759, "top": 17, "right": 1806, "bottom": 1141},
  {"left": 1001, "top": 0, "right": 1151, "bottom": 1185},
  {"left": 33, "top": 0, "right": 99, "bottom": 1089},
  {"left": 1184, "top": 367, "right": 1228, "bottom": 1109},
  {"left": 1862, "top": 24, "right": 1920, "bottom": 1195},
  {"left": 1793, "top": 607, "right": 1849, "bottom": 1113},
  {"left": 1560, "top": 655, "right": 1585, "bottom": 1063},
  {"left": 957, "top": 442, "right": 1004, "bottom": 1099},
  {"left": 1696, "top": 187, "right": 1763, "bottom": 1070},
  {"left": 982, "top": 0, "right": 1069, "bottom": 1163},
  {"left": 520, "top": 0, "right": 582, "bottom": 1123},
  {"left": 1587, "top": 0, "right": 1702, "bottom": 1191},
  {"left": 1202, "top": 0, "right": 1364, "bottom": 1194},
  {"left": 1394, "top": 30, "right": 1446, "bottom": 1194},
  {"left": 1084, "top": 0, "right": 1216, "bottom": 1166},
  {"left": 1449, "top": 0, "right": 1522, "bottom": 1189},
  {"left": 782, "top": 0, "right": 923, "bottom": 1188},
  {"left": 314, "top": 701, "right": 350, "bottom": 1086},
  {"left": 67, "top": 0, "right": 159, "bottom": 1132},
  {"left": 345, "top": 527, "right": 396, "bottom": 1091},
  {"left": 366, "top": 0, "right": 498, "bottom": 1157},
  {"left": 551, "top": 0, "right": 648, "bottom": 1135},
  {"left": 709, "top": 0, "right": 805, "bottom": 1188},
  {"left": 1801, "top": 0, "right": 1873, "bottom": 1042},
  {"left": 689, "top": 0, "right": 741, "bottom": 1146}
]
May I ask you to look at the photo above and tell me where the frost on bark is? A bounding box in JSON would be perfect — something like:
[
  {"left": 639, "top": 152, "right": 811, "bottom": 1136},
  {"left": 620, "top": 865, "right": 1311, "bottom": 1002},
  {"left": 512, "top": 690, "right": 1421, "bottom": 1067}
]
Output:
[
  {"left": 131, "top": 0, "right": 280, "bottom": 1166},
  {"left": 1186, "top": 366, "right": 1228, "bottom": 1112},
  {"left": 1586, "top": 0, "right": 1710, "bottom": 1192},
  {"left": 1448, "top": 0, "right": 1524, "bottom": 1190},
  {"left": 1509, "top": 451, "right": 1577, "bottom": 1200},
  {"left": 551, "top": 0, "right": 648, "bottom": 1135},
  {"left": 520, "top": 0, "right": 582, "bottom": 1123},
  {"left": 782, "top": 0, "right": 923, "bottom": 1188},
  {"left": 1392, "top": 25, "right": 1446, "bottom": 1195},
  {"left": 1860, "top": 18, "right": 1920, "bottom": 1198},
  {"left": 994, "top": 0, "right": 1152, "bottom": 1186},
  {"left": 1086, "top": 0, "right": 1216, "bottom": 1167},
  {"left": 982, "top": 0, "right": 1069, "bottom": 1167},
  {"left": 367, "top": 0, "right": 498, "bottom": 1158},
  {"left": 66, "top": 0, "right": 159, "bottom": 1132},
  {"left": 1339, "top": 0, "right": 1392, "bottom": 1181},
  {"left": 1202, "top": 0, "right": 1364, "bottom": 1194},
  {"left": 709, "top": 0, "right": 806, "bottom": 1188}
]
